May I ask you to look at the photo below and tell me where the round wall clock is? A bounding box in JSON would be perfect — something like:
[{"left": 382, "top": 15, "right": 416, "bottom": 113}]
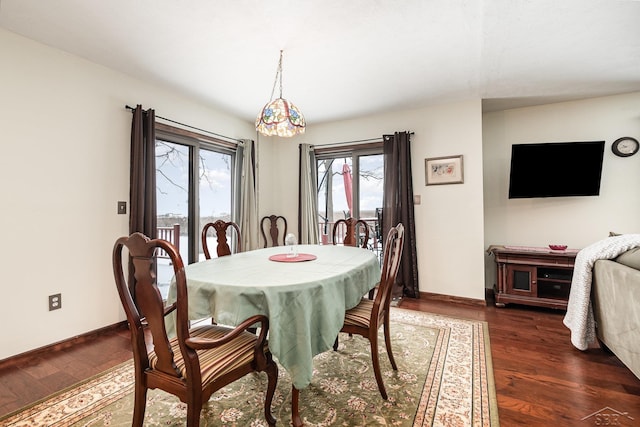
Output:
[{"left": 611, "top": 137, "right": 639, "bottom": 157}]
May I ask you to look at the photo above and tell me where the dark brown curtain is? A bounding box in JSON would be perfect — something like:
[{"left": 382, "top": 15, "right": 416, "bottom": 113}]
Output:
[
  {"left": 382, "top": 131, "right": 419, "bottom": 299},
  {"left": 129, "top": 105, "right": 157, "bottom": 238}
]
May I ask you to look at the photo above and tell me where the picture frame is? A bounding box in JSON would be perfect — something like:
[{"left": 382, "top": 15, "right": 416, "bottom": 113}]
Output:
[{"left": 425, "top": 155, "right": 464, "bottom": 185}]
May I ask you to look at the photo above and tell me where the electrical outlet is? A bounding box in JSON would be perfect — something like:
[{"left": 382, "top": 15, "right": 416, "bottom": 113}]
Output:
[
  {"left": 117, "top": 201, "right": 127, "bottom": 214},
  {"left": 49, "top": 293, "right": 62, "bottom": 311}
]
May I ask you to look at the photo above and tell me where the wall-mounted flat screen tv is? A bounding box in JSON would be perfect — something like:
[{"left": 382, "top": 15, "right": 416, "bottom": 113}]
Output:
[{"left": 508, "top": 141, "right": 605, "bottom": 198}]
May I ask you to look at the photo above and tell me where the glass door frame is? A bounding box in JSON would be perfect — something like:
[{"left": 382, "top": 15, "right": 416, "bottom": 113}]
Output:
[
  {"left": 315, "top": 141, "right": 384, "bottom": 248},
  {"left": 156, "top": 123, "right": 238, "bottom": 265}
]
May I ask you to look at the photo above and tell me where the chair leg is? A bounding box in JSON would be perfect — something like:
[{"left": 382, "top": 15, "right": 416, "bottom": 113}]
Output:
[
  {"left": 383, "top": 321, "right": 398, "bottom": 370},
  {"left": 369, "top": 333, "right": 388, "bottom": 400},
  {"left": 132, "top": 384, "right": 147, "bottom": 427},
  {"left": 264, "top": 361, "right": 278, "bottom": 426},
  {"left": 186, "top": 401, "right": 202, "bottom": 427},
  {"left": 333, "top": 335, "right": 339, "bottom": 351}
]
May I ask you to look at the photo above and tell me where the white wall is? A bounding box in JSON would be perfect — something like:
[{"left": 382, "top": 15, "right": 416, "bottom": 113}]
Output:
[
  {"left": 483, "top": 92, "right": 640, "bottom": 289},
  {"left": 4, "top": 24, "right": 638, "bottom": 361},
  {"left": 257, "top": 100, "right": 487, "bottom": 301},
  {"left": 0, "top": 29, "right": 254, "bottom": 360},
  {"left": 255, "top": 135, "right": 287, "bottom": 219}
]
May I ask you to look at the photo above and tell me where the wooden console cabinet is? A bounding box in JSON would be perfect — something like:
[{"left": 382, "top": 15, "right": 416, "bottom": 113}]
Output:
[{"left": 490, "top": 246, "right": 578, "bottom": 310}]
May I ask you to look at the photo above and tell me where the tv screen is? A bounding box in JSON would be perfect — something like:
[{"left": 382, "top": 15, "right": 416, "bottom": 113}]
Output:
[{"left": 508, "top": 141, "right": 605, "bottom": 198}]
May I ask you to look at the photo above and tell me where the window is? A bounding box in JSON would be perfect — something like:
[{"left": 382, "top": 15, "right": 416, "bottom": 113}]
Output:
[
  {"left": 155, "top": 123, "right": 238, "bottom": 298},
  {"left": 315, "top": 143, "right": 384, "bottom": 256}
]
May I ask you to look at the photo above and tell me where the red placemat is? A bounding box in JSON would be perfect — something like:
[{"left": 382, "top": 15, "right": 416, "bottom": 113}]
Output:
[{"left": 268, "top": 253, "right": 317, "bottom": 262}]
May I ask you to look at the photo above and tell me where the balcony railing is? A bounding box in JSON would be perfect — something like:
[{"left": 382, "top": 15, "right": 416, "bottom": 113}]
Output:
[{"left": 156, "top": 224, "right": 180, "bottom": 260}]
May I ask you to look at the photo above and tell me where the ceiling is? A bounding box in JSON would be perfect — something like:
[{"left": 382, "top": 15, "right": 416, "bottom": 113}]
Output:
[{"left": 1, "top": 0, "right": 639, "bottom": 125}]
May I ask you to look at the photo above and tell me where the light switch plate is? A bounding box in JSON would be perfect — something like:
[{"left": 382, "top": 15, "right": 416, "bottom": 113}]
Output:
[
  {"left": 117, "top": 201, "right": 127, "bottom": 214},
  {"left": 413, "top": 195, "right": 421, "bottom": 205}
]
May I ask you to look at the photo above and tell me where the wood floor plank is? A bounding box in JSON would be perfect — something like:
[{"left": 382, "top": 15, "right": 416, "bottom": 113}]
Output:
[{"left": 1, "top": 298, "right": 639, "bottom": 425}]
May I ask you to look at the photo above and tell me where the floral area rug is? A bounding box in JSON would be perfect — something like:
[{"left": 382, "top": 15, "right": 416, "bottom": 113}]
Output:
[{"left": 1, "top": 308, "right": 499, "bottom": 426}]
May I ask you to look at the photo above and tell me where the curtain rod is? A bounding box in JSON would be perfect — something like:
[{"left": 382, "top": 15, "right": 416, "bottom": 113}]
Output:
[
  {"left": 125, "top": 105, "right": 243, "bottom": 143},
  {"left": 322, "top": 137, "right": 383, "bottom": 147},
  {"left": 315, "top": 131, "right": 414, "bottom": 149}
]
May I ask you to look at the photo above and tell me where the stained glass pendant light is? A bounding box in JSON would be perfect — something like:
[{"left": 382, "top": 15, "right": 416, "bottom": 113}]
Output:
[{"left": 255, "top": 50, "right": 306, "bottom": 137}]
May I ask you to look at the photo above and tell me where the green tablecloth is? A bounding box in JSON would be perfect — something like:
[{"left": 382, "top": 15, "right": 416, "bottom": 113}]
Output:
[{"left": 166, "top": 244, "right": 381, "bottom": 389}]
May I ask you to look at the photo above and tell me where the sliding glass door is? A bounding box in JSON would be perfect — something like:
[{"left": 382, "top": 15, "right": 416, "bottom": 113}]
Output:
[
  {"left": 154, "top": 128, "right": 236, "bottom": 299},
  {"left": 197, "top": 148, "right": 234, "bottom": 261},
  {"left": 316, "top": 147, "right": 384, "bottom": 257}
]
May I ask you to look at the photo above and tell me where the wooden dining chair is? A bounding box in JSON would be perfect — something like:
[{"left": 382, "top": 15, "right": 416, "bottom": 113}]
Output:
[
  {"left": 112, "top": 232, "right": 277, "bottom": 427},
  {"left": 332, "top": 217, "right": 370, "bottom": 248},
  {"left": 260, "top": 214, "right": 287, "bottom": 247},
  {"left": 334, "top": 217, "right": 374, "bottom": 299},
  {"left": 201, "top": 220, "right": 241, "bottom": 258},
  {"left": 333, "top": 223, "right": 405, "bottom": 400}
]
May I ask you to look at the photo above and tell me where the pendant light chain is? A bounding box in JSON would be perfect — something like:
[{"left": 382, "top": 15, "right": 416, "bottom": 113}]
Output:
[
  {"left": 268, "top": 50, "right": 284, "bottom": 102},
  {"left": 255, "top": 49, "right": 305, "bottom": 137},
  {"left": 278, "top": 50, "right": 283, "bottom": 99}
]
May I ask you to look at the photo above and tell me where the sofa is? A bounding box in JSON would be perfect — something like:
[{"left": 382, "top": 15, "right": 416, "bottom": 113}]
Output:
[{"left": 591, "top": 247, "right": 640, "bottom": 379}]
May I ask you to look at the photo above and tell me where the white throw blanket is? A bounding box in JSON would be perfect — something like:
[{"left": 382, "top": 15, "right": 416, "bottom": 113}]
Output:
[{"left": 563, "top": 234, "right": 640, "bottom": 350}]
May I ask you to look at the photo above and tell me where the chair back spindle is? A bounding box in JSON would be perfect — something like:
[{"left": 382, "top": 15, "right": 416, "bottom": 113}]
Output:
[
  {"left": 332, "top": 218, "right": 370, "bottom": 248},
  {"left": 113, "top": 234, "right": 185, "bottom": 379},
  {"left": 260, "top": 215, "right": 288, "bottom": 247},
  {"left": 201, "top": 220, "right": 241, "bottom": 259},
  {"left": 374, "top": 224, "right": 405, "bottom": 322}
]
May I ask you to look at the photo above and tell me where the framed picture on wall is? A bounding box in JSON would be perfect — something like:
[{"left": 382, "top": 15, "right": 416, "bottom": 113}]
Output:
[{"left": 425, "top": 155, "right": 464, "bottom": 185}]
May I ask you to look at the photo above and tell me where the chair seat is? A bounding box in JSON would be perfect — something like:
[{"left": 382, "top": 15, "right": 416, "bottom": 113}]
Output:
[
  {"left": 343, "top": 299, "right": 374, "bottom": 328},
  {"left": 149, "top": 325, "right": 262, "bottom": 385}
]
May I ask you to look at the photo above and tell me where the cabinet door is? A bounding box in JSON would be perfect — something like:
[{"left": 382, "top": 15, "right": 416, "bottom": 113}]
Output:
[{"left": 506, "top": 265, "right": 537, "bottom": 296}]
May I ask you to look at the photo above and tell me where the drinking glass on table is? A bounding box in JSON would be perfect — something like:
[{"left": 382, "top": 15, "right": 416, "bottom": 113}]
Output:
[{"left": 285, "top": 233, "right": 298, "bottom": 258}]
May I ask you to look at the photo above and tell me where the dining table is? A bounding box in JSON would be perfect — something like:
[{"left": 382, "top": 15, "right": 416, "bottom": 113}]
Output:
[{"left": 165, "top": 243, "right": 381, "bottom": 426}]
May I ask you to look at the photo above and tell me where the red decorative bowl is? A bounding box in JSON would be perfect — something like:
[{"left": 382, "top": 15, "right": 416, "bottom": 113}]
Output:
[{"left": 549, "top": 244, "right": 568, "bottom": 251}]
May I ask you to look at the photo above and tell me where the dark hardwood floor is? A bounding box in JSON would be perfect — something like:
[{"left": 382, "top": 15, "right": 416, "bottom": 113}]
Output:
[{"left": 1, "top": 298, "right": 639, "bottom": 425}]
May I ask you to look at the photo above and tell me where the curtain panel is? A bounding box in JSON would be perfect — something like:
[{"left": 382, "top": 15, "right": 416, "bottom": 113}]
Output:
[
  {"left": 298, "top": 144, "right": 320, "bottom": 244},
  {"left": 129, "top": 105, "right": 157, "bottom": 238},
  {"left": 383, "top": 131, "right": 419, "bottom": 299},
  {"left": 238, "top": 139, "right": 259, "bottom": 251},
  {"left": 129, "top": 105, "right": 157, "bottom": 296}
]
